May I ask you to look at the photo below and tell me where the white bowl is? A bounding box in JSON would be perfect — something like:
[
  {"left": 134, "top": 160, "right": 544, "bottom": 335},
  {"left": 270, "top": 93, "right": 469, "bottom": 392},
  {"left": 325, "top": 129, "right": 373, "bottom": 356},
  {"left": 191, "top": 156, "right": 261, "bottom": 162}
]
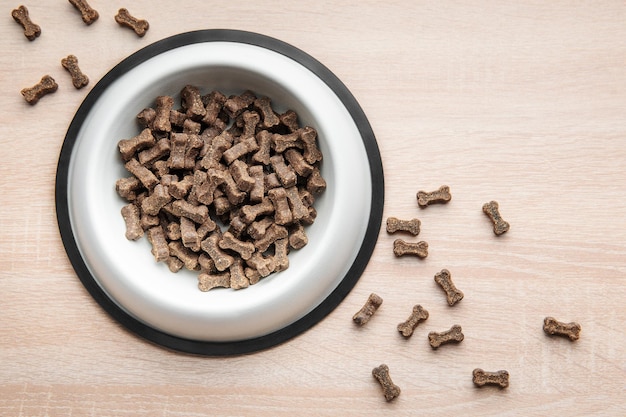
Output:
[{"left": 56, "top": 30, "right": 384, "bottom": 355}]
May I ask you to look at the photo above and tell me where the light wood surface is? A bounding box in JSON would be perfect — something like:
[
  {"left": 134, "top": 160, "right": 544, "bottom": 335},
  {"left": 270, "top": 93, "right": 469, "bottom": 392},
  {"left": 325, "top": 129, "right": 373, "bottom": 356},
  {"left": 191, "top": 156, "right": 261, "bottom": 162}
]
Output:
[{"left": 2, "top": 1, "right": 625, "bottom": 415}]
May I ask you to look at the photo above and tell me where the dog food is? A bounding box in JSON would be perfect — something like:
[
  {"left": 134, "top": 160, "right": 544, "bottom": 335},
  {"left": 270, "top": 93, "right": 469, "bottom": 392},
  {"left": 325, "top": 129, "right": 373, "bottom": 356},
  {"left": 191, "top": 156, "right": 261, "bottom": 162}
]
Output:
[
  {"left": 114, "top": 8, "right": 149, "bottom": 37},
  {"left": 116, "top": 88, "right": 325, "bottom": 291},
  {"left": 482, "top": 200, "right": 510, "bottom": 235},
  {"left": 543, "top": 317, "right": 581, "bottom": 341},
  {"left": 397, "top": 304, "right": 429, "bottom": 337},
  {"left": 428, "top": 324, "right": 464, "bottom": 349},
  {"left": 11, "top": 5, "right": 41, "bottom": 41},
  {"left": 386, "top": 217, "right": 421, "bottom": 235},
  {"left": 434, "top": 269, "right": 464, "bottom": 306},
  {"left": 353, "top": 293, "right": 383, "bottom": 326},
  {"left": 21, "top": 75, "right": 58, "bottom": 104},
  {"left": 372, "top": 364, "right": 401, "bottom": 401},
  {"left": 68, "top": 0, "right": 99, "bottom": 25},
  {"left": 392, "top": 239, "right": 428, "bottom": 258},
  {"left": 61, "top": 55, "right": 89, "bottom": 89},
  {"left": 472, "top": 368, "right": 509, "bottom": 388},
  {"left": 417, "top": 185, "right": 451, "bottom": 208}
]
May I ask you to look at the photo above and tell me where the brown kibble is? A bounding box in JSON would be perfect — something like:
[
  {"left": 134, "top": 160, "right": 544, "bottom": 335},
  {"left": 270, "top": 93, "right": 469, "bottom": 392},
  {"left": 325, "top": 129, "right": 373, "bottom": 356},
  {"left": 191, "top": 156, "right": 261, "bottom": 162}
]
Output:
[
  {"left": 397, "top": 304, "right": 429, "bottom": 337},
  {"left": 240, "top": 198, "right": 275, "bottom": 224},
  {"left": 247, "top": 216, "right": 274, "bottom": 240},
  {"left": 272, "top": 131, "right": 300, "bottom": 154},
  {"left": 269, "top": 154, "right": 297, "bottom": 188},
  {"left": 165, "top": 255, "right": 184, "bottom": 273},
  {"left": 543, "top": 317, "right": 581, "bottom": 341},
  {"left": 253, "top": 97, "right": 280, "bottom": 128},
  {"left": 153, "top": 96, "right": 174, "bottom": 132},
  {"left": 288, "top": 223, "right": 308, "bottom": 249},
  {"left": 472, "top": 369, "right": 509, "bottom": 388},
  {"left": 279, "top": 110, "right": 299, "bottom": 132},
  {"left": 372, "top": 364, "right": 400, "bottom": 402},
  {"left": 118, "top": 128, "right": 155, "bottom": 161},
  {"left": 167, "top": 199, "right": 209, "bottom": 224},
  {"left": 252, "top": 130, "right": 273, "bottom": 165},
  {"left": 386, "top": 217, "right": 421, "bottom": 235},
  {"left": 124, "top": 158, "right": 158, "bottom": 189},
  {"left": 284, "top": 148, "right": 314, "bottom": 178},
  {"left": 229, "top": 159, "right": 255, "bottom": 192},
  {"left": 12, "top": 5, "right": 41, "bottom": 41},
  {"left": 393, "top": 239, "right": 428, "bottom": 258},
  {"left": 428, "top": 324, "right": 464, "bottom": 349},
  {"left": 180, "top": 85, "right": 206, "bottom": 120},
  {"left": 299, "top": 126, "right": 322, "bottom": 164},
  {"left": 138, "top": 138, "right": 170, "bottom": 165},
  {"left": 168, "top": 240, "right": 199, "bottom": 271},
  {"left": 121, "top": 203, "right": 143, "bottom": 240},
  {"left": 136, "top": 108, "right": 156, "bottom": 128},
  {"left": 223, "top": 90, "right": 256, "bottom": 118},
  {"left": 253, "top": 223, "right": 288, "bottom": 252},
  {"left": 284, "top": 186, "right": 309, "bottom": 221},
  {"left": 306, "top": 167, "right": 326, "bottom": 194},
  {"left": 222, "top": 136, "right": 259, "bottom": 165},
  {"left": 68, "top": 0, "right": 99, "bottom": 25},
  {"left": 114, "top": 8, "right": 149, "bottom": 37},
  {"left": 417, "top": 185, "right": 451, "bottom": 208},
  {"left": 247, "top": 165, "right": 265, "bottom": 203},
  {"left": 179, "top": 216, "right": 201, "bottom": 252},
  {"left": 240, "top": 110, "right": 260, "bottom": 137},
  {"left": 146, "top": 226, "right": 169, "bottom": 262},
  {"left": 198, "top": 271, "right": 230, "bottom": 292},
  {"left": 268, "top": 187, "right": 293, "bottom": 225},
  {"left": 434, "top": 269, "right": 464, "bottom": 306},
  {"left": 141, "top": 184, "right": 171, "bottom": 216},
  {"left": 353, "top": 293, "right": 383, "bottom": 326},
  {"left": 21, "top": 75, "right": 58, "bottom": 105},
  {"left": 219, "top": 231, "right": 255, "bottom": 260},
  {"left": 61, "top": 55, "right": 89, "bottom": 89},
  {"left": 273, "top": 238, "right": 289, "bottom": 272},
  {"left": 200, "top": 233, "right": 234, "bottom": 271},
  {"left": 246, "top": 252, "right": 275, "bottom": 278},
  {"left": 116, "top": 176, "right": 141, "bottom": 200},
  {"left": 201, "top": 90, "right": 227, "bottom": 126},
  {"left": 168, "top": 133, "right": 203, "bottom": 170},
  {"left": 482, "top": 200, "right": 510, "bottom": 235},
  {"left": 229, "top": 258, "right": 249, "bottom": 290},
  {"left": 168, "top": 174, "right": 194, "bottom": 200}
]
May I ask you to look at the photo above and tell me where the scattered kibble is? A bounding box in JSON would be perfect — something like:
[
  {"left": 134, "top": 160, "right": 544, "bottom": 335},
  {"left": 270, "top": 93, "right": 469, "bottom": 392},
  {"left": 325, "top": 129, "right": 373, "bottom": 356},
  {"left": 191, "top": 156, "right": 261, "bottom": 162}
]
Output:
[{"left": 11, "top": 5, "right": 41, "bottom": 41}]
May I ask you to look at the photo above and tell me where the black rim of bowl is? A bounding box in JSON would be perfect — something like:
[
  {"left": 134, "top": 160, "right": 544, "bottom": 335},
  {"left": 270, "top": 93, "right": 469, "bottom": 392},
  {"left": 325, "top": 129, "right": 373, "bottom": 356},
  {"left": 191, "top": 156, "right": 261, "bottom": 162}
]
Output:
[{"left": 55, "top": 29, "right": 384, "bottom": 356}]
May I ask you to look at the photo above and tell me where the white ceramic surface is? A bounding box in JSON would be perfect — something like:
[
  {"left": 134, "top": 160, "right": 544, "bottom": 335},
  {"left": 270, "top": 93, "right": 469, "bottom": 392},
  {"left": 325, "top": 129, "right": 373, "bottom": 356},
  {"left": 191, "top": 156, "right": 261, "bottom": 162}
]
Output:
[{"left": 67, "top": 41, "right": 372, "bottom": 342}]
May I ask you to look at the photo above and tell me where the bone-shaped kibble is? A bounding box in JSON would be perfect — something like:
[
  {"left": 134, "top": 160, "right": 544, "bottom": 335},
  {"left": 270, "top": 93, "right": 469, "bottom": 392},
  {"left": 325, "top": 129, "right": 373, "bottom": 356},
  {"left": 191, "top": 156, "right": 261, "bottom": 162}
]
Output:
[
  {"left": 12, "top": 5, "right": 41, "bottom": 41},
  {"left": 393, "top": 239, "right": 428, "bottom": 258},
  {"left": 21, "top": 75, "right": 58, "bottom": 105},
  {"left": 200, "top": 233, "right": 234, "bottom": 272},
  {"left": 428, "top": 324, "right": 464, "bottom": 349},
  {"left": 386, "top": 217, "right": 421, "bottom": 235},
  {"left": 198, "top": 271, "right": 230, "bottom": 292},
  {"left": 482, "top": 200, "right": 510, "bottom": 235},
  {"left": 434, "top": 269, "right": 464, "bottom": 306},
  {"left": 219, "top": 231, "right": 255, "bottom": 260},
  {"left": 543, "top": 317, "right": 581, "bottom": 341},
  {"left": 121, "top": 203, "right": 143, "bottom": 241},
  {"left": 372, "top": 364, "right": 401, "bottom": 402},
  {"left": 472, "top": 369, "right": 509, "bottom": 388},
  {"left": 417, "top": 185, "right": 451, "bottom": 208},
  {"left": 61, "top": 55, "right": 89, "bottom": 89},
  {"left": 69, "top": 0, "right": 99, "bottom": 25},
  {"left": 353, "top": 293, "right": 383, "bottom": 326},
  {"left": 397, "top": 304, "right": 429, "bottom": 337}
]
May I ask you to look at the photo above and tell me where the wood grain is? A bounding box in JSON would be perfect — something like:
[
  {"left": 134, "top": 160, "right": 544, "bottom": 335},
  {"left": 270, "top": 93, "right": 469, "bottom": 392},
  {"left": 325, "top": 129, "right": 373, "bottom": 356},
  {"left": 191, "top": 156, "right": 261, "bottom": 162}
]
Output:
[{"left": 1, "top": 1, "right": 625, "bottom": 415}]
